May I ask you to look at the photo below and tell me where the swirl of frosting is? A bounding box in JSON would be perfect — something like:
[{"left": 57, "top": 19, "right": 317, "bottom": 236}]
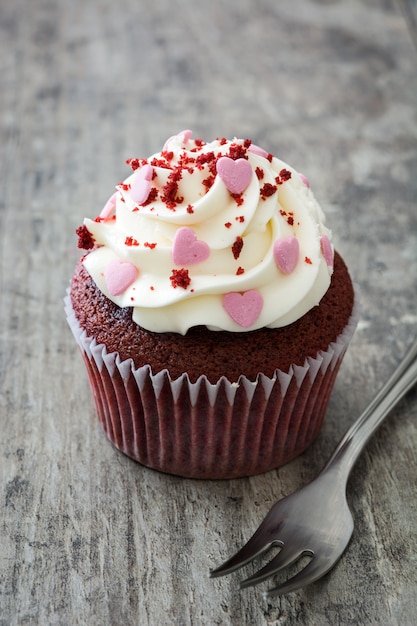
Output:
[{"left": 81, "top": 132, "right": 334, "bottom": 334}]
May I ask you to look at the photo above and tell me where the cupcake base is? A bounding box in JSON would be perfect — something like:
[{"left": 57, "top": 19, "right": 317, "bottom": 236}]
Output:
[{"left": 65, "top": 292, "right": 359, "bottom": 479}]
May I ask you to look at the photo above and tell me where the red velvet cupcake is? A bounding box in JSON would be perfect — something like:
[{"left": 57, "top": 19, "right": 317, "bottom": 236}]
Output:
[{"left": 66, "top": 132, "right": 358, "bottom": 479}]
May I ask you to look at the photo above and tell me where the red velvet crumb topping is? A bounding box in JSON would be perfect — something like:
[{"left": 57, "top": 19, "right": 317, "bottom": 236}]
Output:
[
  {"left": 195, "top": 151, "right": 216, "bottom": 170},
  {"left": 260, "top": 183, "right": 277, "bottom": 199},
  {"left": 231, "top": 193, "right": 244, "bottom": 206},
  {"left": 125, "top": 236, "right": 139, "bottom": 246},
  {"left": 76, "top": 225, "right": 95, "bottom": 250},
  {"left": 275, "top": 168, "right": 292, "bottom": 184},
  {"left": 279, "top": 209, "right": 295, "bottom": 226},
  {"left": 227, "top": 143, "right": 248, "bottom": 160},
  {"left": 161, "top": 150, "right": 174, "bottom": 161},
  {"left": 126, "top": 158, "right": 140, "bottom": 171},
  {"left": 161, "top": 167, "right": 184, "bottom": 209},
  {"left": 140, "top": 187, "right": 158, "bottom": 206},
  {"left": 170, "top": 268, "right": 191, "bottom": 289},
  {"left": 150, "top": 157, "right": 171, "bottom": 169},
  {"left": 202, "top": 175, "right": 215, "bottom": 191},
  {"left": 232, "top": 236, "right": 244, "bottom": 259}
]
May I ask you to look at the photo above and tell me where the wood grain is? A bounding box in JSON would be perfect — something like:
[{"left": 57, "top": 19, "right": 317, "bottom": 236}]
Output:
[{"left": 1, "top": 0, "right": 416, "bottom": 624}]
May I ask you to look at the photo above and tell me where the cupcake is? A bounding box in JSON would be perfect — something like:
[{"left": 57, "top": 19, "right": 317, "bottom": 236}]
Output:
[{"left": 66, "top": 131, "right": 358, "bottom": 479}]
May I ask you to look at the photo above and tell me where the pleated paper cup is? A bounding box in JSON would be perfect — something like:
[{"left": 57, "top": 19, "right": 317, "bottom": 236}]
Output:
[{"left": 65, "top": 292, "right": 359, "bottom": 479}]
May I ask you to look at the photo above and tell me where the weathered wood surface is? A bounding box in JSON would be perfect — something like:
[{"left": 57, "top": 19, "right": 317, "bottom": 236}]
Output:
[{"left": 1, "top": 1, "right": 416, "bottom": 624}]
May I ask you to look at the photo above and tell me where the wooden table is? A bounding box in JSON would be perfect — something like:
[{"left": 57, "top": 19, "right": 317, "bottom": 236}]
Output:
[{"left": 1, "top": 1, "right": 416, "bottom": 624}]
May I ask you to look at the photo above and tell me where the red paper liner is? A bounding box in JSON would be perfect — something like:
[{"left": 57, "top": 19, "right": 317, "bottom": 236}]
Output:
[{"left": 65, "top": 292, "right": 359, "bottom": 479}]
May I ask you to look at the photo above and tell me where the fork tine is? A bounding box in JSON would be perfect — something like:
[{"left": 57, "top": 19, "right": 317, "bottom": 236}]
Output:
[
  {"left": 211, "top": 500, "right": 287, "bottom": 578},
  {"left": 264, "top": 555, "right": 334, "bottom": 597},
  {"left": 240, "top": 544, "right": 311, "bottom": 589},
  {"left": 210, "top": 530, "right": 281, "bottom": 578}
]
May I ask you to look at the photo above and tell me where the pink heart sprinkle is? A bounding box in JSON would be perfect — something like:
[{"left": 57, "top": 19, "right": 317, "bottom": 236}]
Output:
[
  {"left": 248, "top": 144, "right": 269, "bottom": 159},
  {"left": 130, "top": 164, "right": 153, "bottom": 204},
  {"left": 320, "top": 234, "right": 333, "bottom": 268},
  {"left": 100, "top": 191, "right": 117, "bottom": 219},
  {"left": 172, "top": 227, "right": 210, "bottom": 265},
  {"left": 216, "top": 156, "right": 253, "bottom": 195},
  {"left": 273, "top": 236, "right": 300, "bottom": 274},
  {"left": 104, "top": 258, "right": 138, "bottom": 296},
  {"left": 222, "top": 290, "right": 263, "bottom": 328},
  {"left": 163, "top": 129, "right": 193, "bottom": 151},
  {"left": 180, "top": 129, "right": 193, "bottom": 143},
  {"left": 298, "top": 172, "right": 310, "bottom": 188}
]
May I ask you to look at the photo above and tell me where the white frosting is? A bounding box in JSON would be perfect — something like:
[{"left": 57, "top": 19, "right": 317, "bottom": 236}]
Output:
[{"left": 82, "top": 133, "right": 333, "bottom": 334}]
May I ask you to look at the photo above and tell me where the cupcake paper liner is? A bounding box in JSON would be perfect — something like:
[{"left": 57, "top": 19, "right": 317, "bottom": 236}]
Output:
[{"left": 65, "top": 291, "right": 359, "bottom": 479}]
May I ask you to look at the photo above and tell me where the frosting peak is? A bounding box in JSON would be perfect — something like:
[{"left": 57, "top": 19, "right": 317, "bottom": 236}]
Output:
[{"left": 79, "top": 132, "right": 333, "bottom": 334}]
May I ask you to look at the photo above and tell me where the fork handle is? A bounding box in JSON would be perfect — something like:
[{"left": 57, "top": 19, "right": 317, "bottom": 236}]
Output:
[{"left": 321, "top": 337, "right": 417, "bottom": 481}]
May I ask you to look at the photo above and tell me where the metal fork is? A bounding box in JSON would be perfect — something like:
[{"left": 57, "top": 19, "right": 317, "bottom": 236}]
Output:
[{"left": 210, "top": 337, "right": 417, "bottom": 597}]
